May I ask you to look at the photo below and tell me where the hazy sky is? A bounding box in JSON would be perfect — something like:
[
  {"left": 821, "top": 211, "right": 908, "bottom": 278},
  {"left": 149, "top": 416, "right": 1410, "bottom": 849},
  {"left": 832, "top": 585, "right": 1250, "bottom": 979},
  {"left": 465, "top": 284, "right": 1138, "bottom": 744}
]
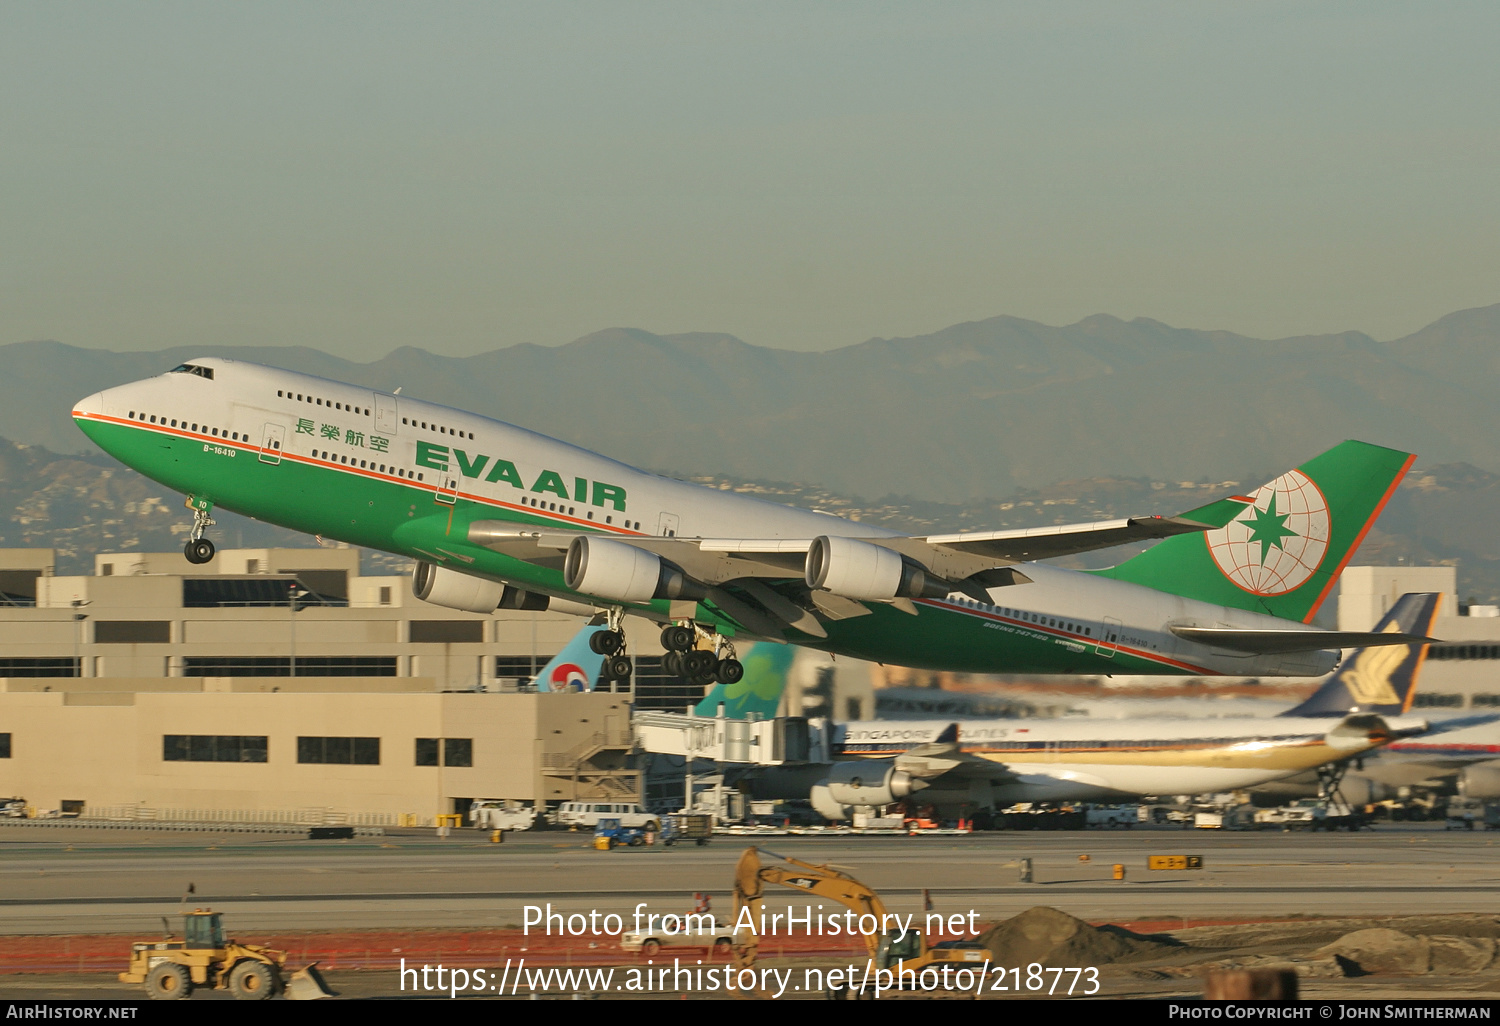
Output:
[{"left": 4, "top": 3, "right": 1498, "bottom": 357}]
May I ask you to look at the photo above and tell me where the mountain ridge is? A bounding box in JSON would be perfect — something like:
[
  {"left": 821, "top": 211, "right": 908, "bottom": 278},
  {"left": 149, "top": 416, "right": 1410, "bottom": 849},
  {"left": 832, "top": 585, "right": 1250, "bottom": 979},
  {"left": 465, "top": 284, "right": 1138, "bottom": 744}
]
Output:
[{"left": 10, "top": 302, "right": 1500, "bottom": 503}]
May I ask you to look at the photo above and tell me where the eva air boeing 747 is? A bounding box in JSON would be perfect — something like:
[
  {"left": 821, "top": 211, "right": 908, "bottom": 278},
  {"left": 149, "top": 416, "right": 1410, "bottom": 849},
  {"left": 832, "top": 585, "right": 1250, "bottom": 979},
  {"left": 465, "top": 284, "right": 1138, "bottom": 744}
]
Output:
[{"left": 72, "top": 358, "right": 1427, "bottom": 686}]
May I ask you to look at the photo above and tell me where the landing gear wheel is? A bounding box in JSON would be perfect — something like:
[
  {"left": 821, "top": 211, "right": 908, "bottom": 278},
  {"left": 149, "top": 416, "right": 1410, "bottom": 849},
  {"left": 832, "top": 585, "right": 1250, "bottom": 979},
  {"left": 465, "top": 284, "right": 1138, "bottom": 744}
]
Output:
[
  {"left": 145, "top": 962, "right": 192, "bottom": 1000},
  {"left": 589, "top": 630, "right": 624, "bottom": 655},
  {"left": 661, "top": 625, "right": 695, "bottom": 652},
  {"left": 228, "top": 960, "right": 277, "bottom": 1000},
  {"left": 689, "top": 672, "right": 716, "bottom": 688},
  {"left": 184, "top": 538, "right": 216, "bottom": 565},
  {"left": 662, "top": 651, "right": 685, "bottom": 678},
  {"left": 714, "top": 658, "right": 744, "bottom": 685},
  {"left": 683, "top": 650, "right": 716, "bottom": 678},
  {"left": 603, "top": 655, "right": 633, "bottom": 682}
]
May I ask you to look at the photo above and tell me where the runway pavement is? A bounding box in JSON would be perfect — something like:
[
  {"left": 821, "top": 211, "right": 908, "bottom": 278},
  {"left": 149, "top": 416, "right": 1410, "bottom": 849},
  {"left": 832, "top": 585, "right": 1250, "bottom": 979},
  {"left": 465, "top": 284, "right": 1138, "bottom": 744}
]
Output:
[{"left": 2, "top": 822, "right": 1496, "bottom": 935}]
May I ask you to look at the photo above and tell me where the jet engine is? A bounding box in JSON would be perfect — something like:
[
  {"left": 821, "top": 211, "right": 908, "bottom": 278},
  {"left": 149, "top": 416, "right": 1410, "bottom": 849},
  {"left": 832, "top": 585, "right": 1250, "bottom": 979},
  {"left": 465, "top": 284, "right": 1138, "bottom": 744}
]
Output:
[
  {"left": 412, "top": 561, "right": 505, "bottom": 613},
  {"left": 1458, "top": 763, "right": 1500, "bottom": 799},
  {"left": 804, "top": 536, "right": 949, "bottom": 602},
  {"left": 563, "top": 536, "right": 707, "bottom": 604},
  {"left": 821, "top": 759, "right": 923, "bottom": 808}
]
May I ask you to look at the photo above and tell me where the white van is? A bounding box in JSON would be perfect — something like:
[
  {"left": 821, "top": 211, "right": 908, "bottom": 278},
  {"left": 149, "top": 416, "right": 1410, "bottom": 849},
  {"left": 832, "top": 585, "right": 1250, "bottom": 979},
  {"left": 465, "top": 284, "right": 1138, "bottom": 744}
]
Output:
[{"left": 550, "top": 802, "right": 658, "bottom": 830}]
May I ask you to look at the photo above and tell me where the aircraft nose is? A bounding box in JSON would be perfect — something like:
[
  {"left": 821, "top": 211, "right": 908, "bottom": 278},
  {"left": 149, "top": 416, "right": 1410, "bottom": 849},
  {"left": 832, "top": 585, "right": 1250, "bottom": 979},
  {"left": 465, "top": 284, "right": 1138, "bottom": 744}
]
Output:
[{"left": 72, "top": 392, "right": 105, "bottom": 420}]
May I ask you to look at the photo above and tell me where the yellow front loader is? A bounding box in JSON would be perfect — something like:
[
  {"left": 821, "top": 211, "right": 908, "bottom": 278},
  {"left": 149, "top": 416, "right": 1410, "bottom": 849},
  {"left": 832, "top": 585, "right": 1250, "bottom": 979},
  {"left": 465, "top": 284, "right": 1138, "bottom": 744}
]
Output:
[
  {"left": 120, "top": 909, "right": 334, "bottom": 1000},
  {"left": 731, "top": 846, "right": 987, "bottom": 998}
]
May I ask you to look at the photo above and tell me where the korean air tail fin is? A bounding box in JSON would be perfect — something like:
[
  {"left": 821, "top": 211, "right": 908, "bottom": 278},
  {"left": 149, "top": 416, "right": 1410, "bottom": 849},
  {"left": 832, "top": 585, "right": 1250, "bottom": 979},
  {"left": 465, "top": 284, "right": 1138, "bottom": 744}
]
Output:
[
  {"left": 1096, "top": 440, "right": 1415, "bottom": 623},
  {"left": 533, "top": 624, "right": 607, "bottom": 692},
  {"left": 693, "top": 643, "right": 796, "bottom": 719},
  {"left": 1281, "top": 593, "right": 1442, "bottom": 717}
]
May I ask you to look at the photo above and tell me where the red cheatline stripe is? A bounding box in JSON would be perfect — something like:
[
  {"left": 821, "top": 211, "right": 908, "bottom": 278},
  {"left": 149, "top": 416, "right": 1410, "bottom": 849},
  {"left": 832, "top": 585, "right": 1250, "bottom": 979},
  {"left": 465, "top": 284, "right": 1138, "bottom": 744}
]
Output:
[
  {"left": 918, "top": 598, "right": 1219, "bottom": 675},
  {"left": 73, "top": 413, "right": 643, "bottom": 537},
  {"left": 1304, "top": 452, "right": 1416, "bottom": 623}
]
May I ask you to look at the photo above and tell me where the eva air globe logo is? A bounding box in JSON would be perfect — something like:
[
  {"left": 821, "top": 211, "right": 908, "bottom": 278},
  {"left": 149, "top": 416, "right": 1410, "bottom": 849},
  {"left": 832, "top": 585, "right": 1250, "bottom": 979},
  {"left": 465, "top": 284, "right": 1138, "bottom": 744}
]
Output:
[{"left": 1207, "top": 470, "right": 1330, "bottom": 595}]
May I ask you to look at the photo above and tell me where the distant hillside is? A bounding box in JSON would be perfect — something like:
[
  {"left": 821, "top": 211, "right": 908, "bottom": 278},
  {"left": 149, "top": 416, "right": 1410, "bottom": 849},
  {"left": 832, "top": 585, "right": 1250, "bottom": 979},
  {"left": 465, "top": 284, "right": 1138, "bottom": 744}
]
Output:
[
  {"left": 11, "top": 303, "right": 1500, "bottom": 503},
  {"left": 3, "top": 434, "right": 1496, "bottom": 606}
]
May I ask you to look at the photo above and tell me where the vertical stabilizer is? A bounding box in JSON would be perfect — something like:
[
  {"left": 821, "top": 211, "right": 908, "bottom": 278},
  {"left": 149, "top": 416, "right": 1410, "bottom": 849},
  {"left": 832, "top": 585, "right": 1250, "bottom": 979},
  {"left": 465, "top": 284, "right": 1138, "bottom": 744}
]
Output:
[
  {"left": 694, "top": 644, "right": 797, "bottom": 719},
  {"left": 534, "top": 624, "right": 607, "bottom": 692},
  {"left": 1281, "top": 593, "right": 1442, "bottom": 717},
  {"left": 1096, "top": 440, "right": 1414, "bottom": 622}
]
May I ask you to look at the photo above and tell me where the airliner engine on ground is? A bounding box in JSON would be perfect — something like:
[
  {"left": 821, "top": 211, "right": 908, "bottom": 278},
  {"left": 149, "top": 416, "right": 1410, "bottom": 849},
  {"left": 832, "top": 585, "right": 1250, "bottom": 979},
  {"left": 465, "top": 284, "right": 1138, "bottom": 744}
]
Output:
[{"left": 73, "top": 358, "right": 1426, "bottom": 683}]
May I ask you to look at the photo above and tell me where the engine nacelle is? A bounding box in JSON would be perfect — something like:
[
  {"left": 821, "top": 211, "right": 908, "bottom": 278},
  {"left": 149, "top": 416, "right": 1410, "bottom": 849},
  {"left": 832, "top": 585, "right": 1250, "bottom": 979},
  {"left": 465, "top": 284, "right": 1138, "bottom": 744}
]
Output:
[
  {"left": 1338, "top": 774, "right": 1390, "bottom": 805},
  {"left": 412, "top": 562, "right": 505, "bottom": 613},
  {"left": 820, "top": 759, "right": 922, "bottom": 808},
  {"left": 810, "top": 784, "right": 851, "bottom": 822},
  {"left": 804, "top": 535, "right": 949, "bottom": 601},
  {"left": 563, "top": 536, "right": 707, "bottom": 604},
  {"left": 1459, "top": 763, "right": 1500, "bottom": 799}
]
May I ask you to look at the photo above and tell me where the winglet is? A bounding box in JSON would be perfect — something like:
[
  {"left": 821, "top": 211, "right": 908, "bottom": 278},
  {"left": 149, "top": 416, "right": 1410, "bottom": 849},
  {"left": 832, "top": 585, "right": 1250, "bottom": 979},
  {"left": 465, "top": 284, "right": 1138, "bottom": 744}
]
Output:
[{"left": 934, "top": 722, "right": 960, "bottom": 744}]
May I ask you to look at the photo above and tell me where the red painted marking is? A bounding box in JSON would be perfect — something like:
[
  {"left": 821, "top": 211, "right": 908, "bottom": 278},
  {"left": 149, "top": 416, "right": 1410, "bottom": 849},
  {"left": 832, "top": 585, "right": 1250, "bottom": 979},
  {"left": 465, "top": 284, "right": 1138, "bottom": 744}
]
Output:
[{"left": 1304, "top": 452, "right": 1416, "bottom": 623}]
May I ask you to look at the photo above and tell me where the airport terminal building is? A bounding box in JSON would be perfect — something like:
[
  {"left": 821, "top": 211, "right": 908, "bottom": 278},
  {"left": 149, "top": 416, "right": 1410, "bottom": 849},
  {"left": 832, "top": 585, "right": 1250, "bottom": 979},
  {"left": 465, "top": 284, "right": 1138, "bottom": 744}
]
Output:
[{"left": 0, "top": 547, "right": 873, "bottom": 824}]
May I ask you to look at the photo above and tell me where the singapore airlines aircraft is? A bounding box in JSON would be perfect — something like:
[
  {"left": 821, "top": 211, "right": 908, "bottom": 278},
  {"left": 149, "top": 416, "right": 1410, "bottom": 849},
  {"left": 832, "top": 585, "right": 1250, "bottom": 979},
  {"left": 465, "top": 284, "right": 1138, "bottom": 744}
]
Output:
[
  {"left": 751, "top": 594, "right": 1444, "bottom": 820},
  {"left": 72, "top": 358, "right": 1426, "bottom": 685}
]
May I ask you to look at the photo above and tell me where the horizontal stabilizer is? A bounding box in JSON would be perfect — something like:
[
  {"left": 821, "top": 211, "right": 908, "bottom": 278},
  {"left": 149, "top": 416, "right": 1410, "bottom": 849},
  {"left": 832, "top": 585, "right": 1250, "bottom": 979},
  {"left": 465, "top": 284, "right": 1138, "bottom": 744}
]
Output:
[
  {"left": 1171, "top": 626, "right": 1437, "bottom": 655},
  {"left": 1283, "top": 593, "right": 1444, "bottom": 717},
  {"left": 925, "top": 511, "right": 1241, "bottom": 563}
]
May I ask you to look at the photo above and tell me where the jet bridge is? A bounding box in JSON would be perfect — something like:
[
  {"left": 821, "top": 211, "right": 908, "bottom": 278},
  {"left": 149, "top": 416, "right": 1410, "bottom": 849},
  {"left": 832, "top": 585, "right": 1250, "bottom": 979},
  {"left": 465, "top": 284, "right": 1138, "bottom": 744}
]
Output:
[{"left": 633, "top": 708, "right": 831, "bottom": 765}]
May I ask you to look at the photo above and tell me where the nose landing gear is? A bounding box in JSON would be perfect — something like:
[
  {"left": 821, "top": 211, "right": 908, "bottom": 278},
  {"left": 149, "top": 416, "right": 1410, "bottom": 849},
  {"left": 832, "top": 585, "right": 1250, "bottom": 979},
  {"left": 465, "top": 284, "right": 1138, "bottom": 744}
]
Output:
[{"left": 183, "top": 497, "right": 216, "bottom": 565}]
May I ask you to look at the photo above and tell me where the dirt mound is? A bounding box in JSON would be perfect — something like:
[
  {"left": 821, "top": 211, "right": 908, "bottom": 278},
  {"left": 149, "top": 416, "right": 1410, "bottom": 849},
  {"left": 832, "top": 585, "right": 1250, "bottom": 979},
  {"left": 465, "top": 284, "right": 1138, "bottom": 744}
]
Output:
[
  {"left": 1314, "top": 929, "right": 1499, "bottom": 976},
  {"left": 978, "top": 907, "right": 1177, "bottom": 967}
]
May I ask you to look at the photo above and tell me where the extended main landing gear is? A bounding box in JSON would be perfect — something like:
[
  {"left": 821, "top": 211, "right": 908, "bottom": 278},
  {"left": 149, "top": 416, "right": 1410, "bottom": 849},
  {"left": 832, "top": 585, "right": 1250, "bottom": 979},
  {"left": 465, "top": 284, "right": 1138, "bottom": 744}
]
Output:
[
  {"left": 660, "top": 623, "right": 743, "bottom": 687},
  {"left": 589, "top": 609, "right": 633, "bottom": 686},
  {"left": 182, "top": 497, "right": 217, "bottom": 565}
]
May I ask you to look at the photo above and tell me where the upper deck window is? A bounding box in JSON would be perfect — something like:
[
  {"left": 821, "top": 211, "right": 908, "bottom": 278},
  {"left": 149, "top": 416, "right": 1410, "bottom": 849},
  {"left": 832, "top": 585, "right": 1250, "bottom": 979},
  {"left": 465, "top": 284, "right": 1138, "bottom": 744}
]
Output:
[{"left": 169, "top": 364, "right": 214, "bottom": 380}]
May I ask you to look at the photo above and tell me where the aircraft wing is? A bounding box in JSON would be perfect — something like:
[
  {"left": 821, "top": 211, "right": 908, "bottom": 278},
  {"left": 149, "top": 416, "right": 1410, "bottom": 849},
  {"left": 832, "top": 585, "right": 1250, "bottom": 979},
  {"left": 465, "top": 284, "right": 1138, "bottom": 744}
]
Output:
[
  {"left": 1170, "top": 627, "right": 1440, "bottom": 655},
  {"left": 888, "top": 725, "right": 1019, "bottom": 784},
  {"left": 464, "top": 494, "right": 1251, "bottom": 639},
  {"left": 467, "top": 493, "right": 1249, "bottom": 584}
]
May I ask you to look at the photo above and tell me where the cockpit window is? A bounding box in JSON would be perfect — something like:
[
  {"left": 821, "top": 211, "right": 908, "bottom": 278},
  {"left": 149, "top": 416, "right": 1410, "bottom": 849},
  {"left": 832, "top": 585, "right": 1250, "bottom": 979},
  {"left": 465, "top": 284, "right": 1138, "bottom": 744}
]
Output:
[{"left": 169, "top": 364, "right": 214, "bottom": 380}]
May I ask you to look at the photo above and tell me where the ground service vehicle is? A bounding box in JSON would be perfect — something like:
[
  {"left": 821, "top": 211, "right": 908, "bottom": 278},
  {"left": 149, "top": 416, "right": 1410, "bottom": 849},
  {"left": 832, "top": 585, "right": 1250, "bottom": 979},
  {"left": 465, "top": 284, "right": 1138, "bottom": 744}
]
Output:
[
  {"left": 732, "top": 846, "right": 987, "bottom": 998},
  {"left": 661, "top": 814, "right": 713, "bottom": 846},
  {"left": 469, "top": 800, "right": 537, "bottom": 831},
  {"left": 120, "top": 910, "right": 332, "bottom": 1000},
  {"left": 593, "top": 817, "right": 649, "bottom": 849}
]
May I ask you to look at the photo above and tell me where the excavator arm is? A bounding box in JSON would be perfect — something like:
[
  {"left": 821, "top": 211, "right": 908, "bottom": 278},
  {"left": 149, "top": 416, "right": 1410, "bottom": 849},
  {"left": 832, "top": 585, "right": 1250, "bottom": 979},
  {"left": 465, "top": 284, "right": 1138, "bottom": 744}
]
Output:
[{"left": 732, "top": 846, "right": 890, "bottom": 976}]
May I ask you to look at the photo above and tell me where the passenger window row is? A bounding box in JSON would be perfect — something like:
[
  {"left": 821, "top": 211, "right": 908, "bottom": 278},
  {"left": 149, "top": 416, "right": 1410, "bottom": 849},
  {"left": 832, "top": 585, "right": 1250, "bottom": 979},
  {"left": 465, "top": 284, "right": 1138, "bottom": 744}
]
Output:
[
  {"left": 401, "top": 416, "right": 474, "bottom": 440},
  {"left": 278, "top": 389, "right": 370, "bottom": 416},
  {"left": 130, "top": 411, "right": 244, "bottom": 442},
  {"left": 515, "top": 495, "right": 638, "bottom": 530},
  {"left": 312, "top": 450, "right": 424, "bottom": 481},
  {"left": 951, "top": 597, "right": 1094, "bottom": 637}
]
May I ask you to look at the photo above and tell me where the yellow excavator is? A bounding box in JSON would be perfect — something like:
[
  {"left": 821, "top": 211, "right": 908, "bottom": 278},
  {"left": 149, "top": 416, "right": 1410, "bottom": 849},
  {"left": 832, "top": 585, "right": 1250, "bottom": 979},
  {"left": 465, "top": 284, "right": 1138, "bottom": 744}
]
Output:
[
  {"left": 120, "top": 909, "right": 334, "bottom": 1000},
  {"left": 731, "top": 846, "right": 987, "bottom": 998}
]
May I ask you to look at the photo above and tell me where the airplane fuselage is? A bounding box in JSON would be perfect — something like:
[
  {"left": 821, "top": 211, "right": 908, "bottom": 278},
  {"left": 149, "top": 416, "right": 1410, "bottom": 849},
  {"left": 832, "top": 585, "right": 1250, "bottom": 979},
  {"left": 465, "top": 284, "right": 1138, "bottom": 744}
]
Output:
[
  {"left": 829, "top": 716, "right": 1415, "bottom": 804},
  {"left": 72, "top": 359, "right": 1341, "bottom": 677}
]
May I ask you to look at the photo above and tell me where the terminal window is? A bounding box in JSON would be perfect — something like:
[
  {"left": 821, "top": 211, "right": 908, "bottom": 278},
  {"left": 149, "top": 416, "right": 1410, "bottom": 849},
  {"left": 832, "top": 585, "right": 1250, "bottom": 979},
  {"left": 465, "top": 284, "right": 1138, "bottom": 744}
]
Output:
[
  {"left": 0, "top": 733, "right": 10, "bottom": 758},
  {"left": 183, "top": 657, "right": 398, "bottom": 677},
  {"left": 0, "top": 658, "right": 78, "bottom": 677},
  {"left": 410, "top": 620, "right": 484, "bottom": 644},
  {"left": 415, "top": 738, "right": 473, "bottom": 767},
  {"left": 95, "top": 621, "right": 171, "bottom": 644},
  {"left": 298, "top": 736, "right": 380, "bottom": 765},
  {"left": 163, "top": 735, "right": 269, "bottom": 763}
]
